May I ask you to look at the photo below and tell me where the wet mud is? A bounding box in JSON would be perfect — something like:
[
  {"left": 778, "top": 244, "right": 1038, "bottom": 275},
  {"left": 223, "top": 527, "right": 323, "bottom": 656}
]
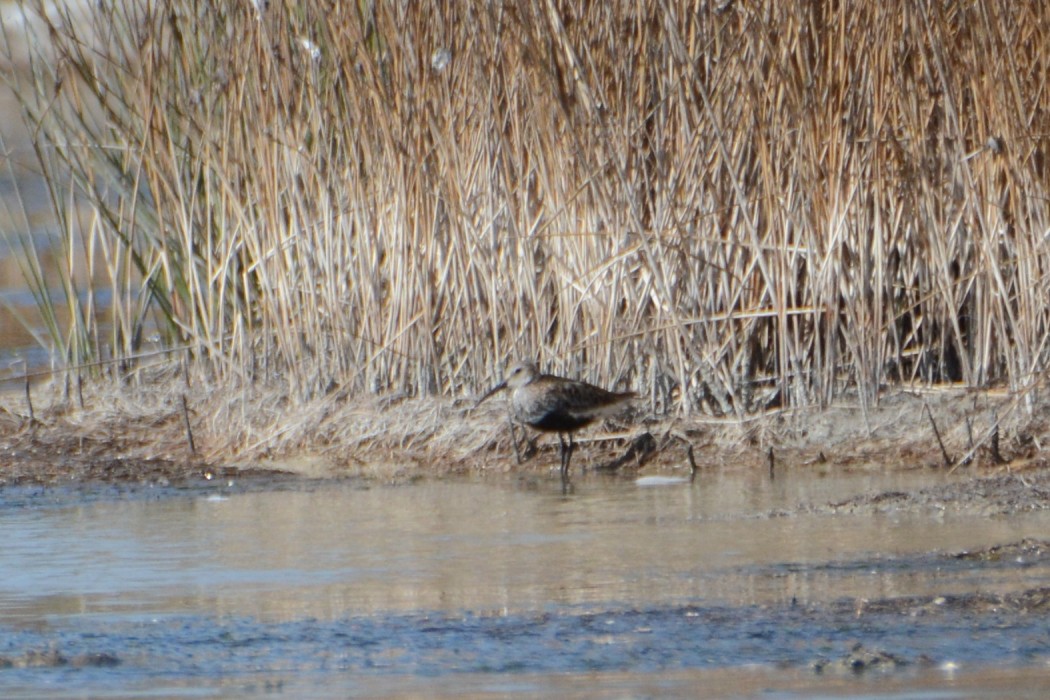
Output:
[
  {"left": 3, "top": 399, "right": 1050, "bottom": 696},
  {"left": 0, "top": 423, "right": 290, "bottom": 487},
  {"left": 812, "top": 468, "right": 1050, "bottom": 516}
]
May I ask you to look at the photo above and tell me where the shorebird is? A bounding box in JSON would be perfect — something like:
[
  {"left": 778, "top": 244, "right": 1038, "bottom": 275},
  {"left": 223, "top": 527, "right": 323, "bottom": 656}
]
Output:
[{"left": 476, "top": 361, "right": 636, "bottom": 485}]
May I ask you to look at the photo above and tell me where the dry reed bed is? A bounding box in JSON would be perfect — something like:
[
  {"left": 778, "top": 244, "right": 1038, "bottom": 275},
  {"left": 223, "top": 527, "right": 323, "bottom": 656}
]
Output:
[{"left": 2, "top": 1, "right": 1050, "bottom": 463}]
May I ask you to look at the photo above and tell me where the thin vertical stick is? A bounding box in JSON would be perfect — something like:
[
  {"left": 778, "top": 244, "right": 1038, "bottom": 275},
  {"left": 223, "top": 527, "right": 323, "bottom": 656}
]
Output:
[
  {"left": 924, "top": 403, "right": 952, "bottom": 467},
  {"left": 687, "top": 445, "right": 698, "bottom": 483},
  {"left": 181, "top": 394, "right": 196, "bottom": 454},
  {"left": 24, "top": 375, "right": 34, "bottom": 422},
  {"left": 990, "top": 415, "right": 1006, "bottom": 465},
  {"left": 183, "top": 347, "right": 192, "bottom": 390}
]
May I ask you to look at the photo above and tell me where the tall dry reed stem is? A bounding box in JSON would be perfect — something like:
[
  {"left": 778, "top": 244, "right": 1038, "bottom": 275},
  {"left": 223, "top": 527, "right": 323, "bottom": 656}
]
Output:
[{"left": 3, "top": 0, "right": 1050, "bottom": 419}]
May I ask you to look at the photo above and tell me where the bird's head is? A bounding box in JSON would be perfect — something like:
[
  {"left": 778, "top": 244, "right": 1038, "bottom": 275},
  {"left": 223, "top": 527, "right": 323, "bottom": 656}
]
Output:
[{"left": 474, "top": 360, "right": 540, "bottom": 407}]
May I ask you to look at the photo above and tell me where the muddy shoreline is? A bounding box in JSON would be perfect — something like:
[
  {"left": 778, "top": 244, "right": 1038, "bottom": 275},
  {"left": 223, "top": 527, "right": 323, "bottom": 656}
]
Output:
[
  {"left": 3, "top": 380, "right": 1050, "bottom": 514},
  {"left": 3, "top": 385, "right": 1050, "bottom": 692}
]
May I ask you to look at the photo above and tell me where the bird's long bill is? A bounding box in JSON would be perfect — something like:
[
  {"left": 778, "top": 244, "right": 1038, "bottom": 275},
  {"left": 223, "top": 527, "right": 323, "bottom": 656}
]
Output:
[{"left": 474, "top": 379, "right": 508, "bottom": 409}]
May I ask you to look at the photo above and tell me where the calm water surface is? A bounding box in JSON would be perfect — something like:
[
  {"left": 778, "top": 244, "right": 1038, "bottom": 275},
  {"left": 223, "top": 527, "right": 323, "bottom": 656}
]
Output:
[{"left": 2, "top": 468, "right": 1050, "bottom": 698}]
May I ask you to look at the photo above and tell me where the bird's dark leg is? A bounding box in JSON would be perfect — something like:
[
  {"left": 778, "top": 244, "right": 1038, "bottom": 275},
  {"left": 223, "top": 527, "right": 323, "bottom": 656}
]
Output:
[
  {"left": 559, "top": 433, "right": 576, "bottom": 485},
  {"left": 558, "top": 433, "right": 567, "bottom": 478},
  {"left": 508, "top": 415, "right": 523, "bottom": 464}
]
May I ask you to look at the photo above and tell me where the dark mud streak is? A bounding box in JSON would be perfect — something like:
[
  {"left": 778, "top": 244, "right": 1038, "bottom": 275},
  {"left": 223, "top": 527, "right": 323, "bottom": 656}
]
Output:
[
  {"left": 744, "top": 539, "right": 1050, "bottom": 581},
  {"left": 810, "top": 471, "right": 1050, "bottom": 517}
]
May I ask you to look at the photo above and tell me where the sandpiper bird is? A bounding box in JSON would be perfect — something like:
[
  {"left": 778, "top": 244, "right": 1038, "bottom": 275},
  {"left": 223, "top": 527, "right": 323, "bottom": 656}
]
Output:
[{"left": 476, "top": 361, "right": 636, "bottom": 484}]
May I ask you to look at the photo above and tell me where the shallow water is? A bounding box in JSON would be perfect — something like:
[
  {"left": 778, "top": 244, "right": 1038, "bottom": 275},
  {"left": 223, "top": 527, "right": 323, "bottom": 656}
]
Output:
[{"left": 2, "top": 468, "right": 1050, "bottom": 698}]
